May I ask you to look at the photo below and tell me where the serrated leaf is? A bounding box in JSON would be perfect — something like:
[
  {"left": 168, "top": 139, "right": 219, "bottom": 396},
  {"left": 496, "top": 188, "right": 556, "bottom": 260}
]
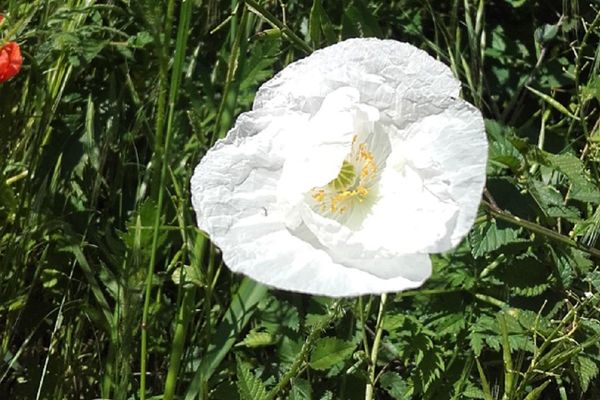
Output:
[
  {"left": 236, "top": 330, "right": 276, "bottom": 348},
  {"left": 573, "top": 355, "right": 599, "bottom": 392},
  {"left": 529, "top": 180, "right": 581, "bottom": 221},
  {"left": 546, "top": 153, "right": 600, "bottom": 203},
  {"left": 585, "top": 270, "right": 600, "bottom": 292},
  {"left": 240, "top": 35, "right": 281, "bottom": 91},
  {"left": 309, "top": 337, "right": 356, "bottom": 370},
  {"left": 469, "top": 220, "right": 523, "bottom": 258},
  {"left": 288, "top": 377, "right": 312, "bottom": 400},
  {"left": 236, "top": 359, "right": 268, "bottom": 400},
  {"left": 380, "top": 371, "right": 410, "bottom": 399},
  {"left": 486, "top": 119, "right": 524, "bottom": 171},
  {"left": 341, "top": 1, "right": 383, "bottom": 39}
]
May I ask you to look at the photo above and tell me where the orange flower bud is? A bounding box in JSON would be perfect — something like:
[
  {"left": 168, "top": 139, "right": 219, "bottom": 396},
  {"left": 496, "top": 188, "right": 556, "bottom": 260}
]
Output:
[{"left": 0, "top": 41, "right": 22, "bottom": 82}]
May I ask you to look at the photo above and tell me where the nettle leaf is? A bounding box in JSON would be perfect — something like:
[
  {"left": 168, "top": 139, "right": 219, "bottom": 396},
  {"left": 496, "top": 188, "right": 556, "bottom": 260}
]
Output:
[
  {"left": 573, "top": 355, "right": 599, "bottom": 393},
  {"left": 257, "top": 296, "right": 300, "bottom": 334},
  {"left": 528, "top": 180, "right": 581, "bottom": 221},
  {"left": 236, "top": 330, "right": 276, "bottom": 348},
  {"left": 469, "top": 312, "right": 533, "bottom": 356},
  {"left": 288, "top": 377, "right": 312, "bottom": 400},
  {"left": 532, "top": 151, "right": 600, "bottom": 204},
  {"left": 486, "top": 120, "right": 524, "bottom": 172},
  {"left": 501, "top": 255, "right": 553, "bottom": 297},
  {"left": 412, "top": 344, "right": 445, "bottom": 395},
  {"left": 585, "top": 270, "right": 600, "bottom": 293},
  {"left": 462, "top": 384, "right": 487, "bottom": 399},
  {"left": 309, "top": 0, "right": 337, "bottom": 46},
  {"left": 240, "top": 35, "right": 281, "bottom": 91},
  {"left": 572, "top": 206, "right": 600, "bottom": 247},
  {"left": 469, "top": 220, "right": 523, "bottom": 258},
  {"left": 341, "top": 1, "right": 383, "bottom": 39},
  {"left": 309, "top": 337, "right": 356, "bottom": 370},
  {"left": 469, "top": 315, "right": 496, "bottom": 356},
  {"left": 236, "top": 359, "right": 268, "bottom": 400},
  {"left": 380, "top": 371, "right": 411, "bottom": 399}
]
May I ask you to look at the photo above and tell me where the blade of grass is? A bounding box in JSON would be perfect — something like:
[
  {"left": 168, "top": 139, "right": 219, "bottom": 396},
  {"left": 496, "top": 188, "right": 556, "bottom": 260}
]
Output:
[{"left": 140, "top": 0, "right": 191, "bottom": 398}]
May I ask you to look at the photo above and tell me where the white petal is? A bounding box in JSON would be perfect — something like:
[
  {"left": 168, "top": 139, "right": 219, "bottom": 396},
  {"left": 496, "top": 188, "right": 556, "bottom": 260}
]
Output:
[
  {"left": 383, "top": 96, "right": 488, "bottom": 252},
  {"left": 253, "top": 38, "right": 460, "bottom": 117},
  {"left": 276, "top": 87, "right": 364, "bottom": 227},
  {"left": 191, "top": 106, "right": 431, "bottom": 297},
  {"left": 299, "top": 97, "right": 486, "bottom": 256},
  {"left": 191, "top": 108, "right": 308, "bottom": 237},
  {"left": 223, "top": 222, "right": 431, "bottom": 297}
]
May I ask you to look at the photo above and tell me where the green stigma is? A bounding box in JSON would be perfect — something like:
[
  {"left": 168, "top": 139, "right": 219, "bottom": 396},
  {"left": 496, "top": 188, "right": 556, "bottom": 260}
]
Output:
[{"left": 328, "top": 160, "right": 356, "bottom": 191}]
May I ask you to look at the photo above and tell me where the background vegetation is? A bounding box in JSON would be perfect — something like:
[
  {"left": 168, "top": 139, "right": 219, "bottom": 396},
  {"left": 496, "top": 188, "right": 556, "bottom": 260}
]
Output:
[{"left": 1, "top": 0, "right": 600, "bottom": 399}]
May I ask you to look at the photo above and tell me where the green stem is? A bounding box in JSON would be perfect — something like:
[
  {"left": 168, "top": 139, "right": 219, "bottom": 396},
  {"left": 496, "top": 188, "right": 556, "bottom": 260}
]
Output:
[
  {"left": 213, "top": 4, "right": 248, "bottom": 143},
  {"left": 574, "top": 10, "right": 600, "bottom": 138},
  {"left": 140, "top": 0, "right": 190, "bottom": 398},
  {"left": 482, "top": 201, "right": 600, "bottom": 259},
  {"left": 365, "top": 293, "right": 387, "bottom": 400},
  {"left": 264, "top": 301, "right": 341, "bottom": 400},
  {"left": 243, "top": 0, "right": 312, "bottom": 53},
  {"left": 163, "top": 286, "right": 195, "bottom": 400}
]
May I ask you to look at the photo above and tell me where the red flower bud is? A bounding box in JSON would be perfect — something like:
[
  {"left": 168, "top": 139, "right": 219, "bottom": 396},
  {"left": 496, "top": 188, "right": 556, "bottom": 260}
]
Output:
[{"left": 0, "top": 41, "right": 22, "bottom": 82}]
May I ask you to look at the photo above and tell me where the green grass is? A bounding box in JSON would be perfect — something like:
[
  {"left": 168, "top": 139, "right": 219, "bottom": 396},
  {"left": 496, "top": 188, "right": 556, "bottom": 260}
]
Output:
[{"left": 1, "top": 0, "right": 600, "bottom": 399}]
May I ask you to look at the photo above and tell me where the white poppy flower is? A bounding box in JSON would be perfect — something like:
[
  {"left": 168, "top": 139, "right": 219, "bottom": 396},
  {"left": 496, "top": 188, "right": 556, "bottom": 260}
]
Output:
[{"left": 191, "top": 38, "right": 487, "bottom": 297}]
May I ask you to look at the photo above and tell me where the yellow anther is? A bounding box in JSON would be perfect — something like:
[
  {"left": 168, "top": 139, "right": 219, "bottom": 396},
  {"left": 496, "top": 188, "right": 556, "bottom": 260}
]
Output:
[{"left": 309, "top": 135, "right": 378, "bottom": 216}]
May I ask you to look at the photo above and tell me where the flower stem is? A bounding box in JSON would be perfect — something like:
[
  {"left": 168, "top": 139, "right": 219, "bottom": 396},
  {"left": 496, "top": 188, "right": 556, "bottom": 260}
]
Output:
[
  {"left": 265, "top": 300, "right": 341, "bottom": 400},
  {"left": 365, "top": 293, "right": 387, "bottom": 400},
  {"left": 243, "top": 0, "right": 312, "bottom": 53},
  {"left": 482, "top": 201, "right": 600, "bottom": 259}
]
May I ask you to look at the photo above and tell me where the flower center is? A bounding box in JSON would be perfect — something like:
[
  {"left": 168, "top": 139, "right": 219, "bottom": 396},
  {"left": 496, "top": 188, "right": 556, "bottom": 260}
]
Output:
[{"left": 310, "top": 135, "right": 379, "bottom": 216}]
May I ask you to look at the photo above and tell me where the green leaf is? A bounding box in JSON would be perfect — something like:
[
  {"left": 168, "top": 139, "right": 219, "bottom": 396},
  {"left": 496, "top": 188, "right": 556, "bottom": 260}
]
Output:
[
  {"left": 240, "top": 35, "right": 281, "bottom": 91},
  {"left": 380, "top": 371, "right": 410, "bottom": 399},
  {"left": 288, "top": 378, "right": 312, "bottom": 400},
  {"left": 534, "top": 24, "right": 559, "bottom": 44},
  {"left": 545, "top": 153, "right": 600, "bottom": 203},
  {"left": 236, "top": 330, "right": 276, "bottom": 348},
  {"left": 528, "top": 180, "right": 581, "bottom": 221},
  {"left": 523, "top": 381, "right": 551, "bottom": 400},
  {"left": 308, "top": 0, "right": 322, "bottom": 46},
  {"left": 469, "top": 220, "right": 523, "bottom": 258},
  {"left": 236, "top": 359, "right": 268, "bottom": 400},
  {"left": 573, "top": 355, "right": 599, "bottom": 393},
  {"left": 309, "top": 337, "right": 356, "bottom": 370},
  {"left": 341, "top": 1, "right": 383, "bottom": 38},
  {"left": 485, "top": 119, "right": 524, "bottom": 171}
]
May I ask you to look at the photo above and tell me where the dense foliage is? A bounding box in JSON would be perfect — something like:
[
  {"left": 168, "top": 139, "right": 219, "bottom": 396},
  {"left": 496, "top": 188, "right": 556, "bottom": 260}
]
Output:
[{"left": 1, "top": 0, "right": 599, "bottom": 399}]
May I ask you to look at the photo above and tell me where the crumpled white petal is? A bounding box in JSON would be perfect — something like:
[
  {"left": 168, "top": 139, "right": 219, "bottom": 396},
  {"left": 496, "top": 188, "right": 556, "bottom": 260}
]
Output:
[
  {"left": 254, "top": 38, "right": 460, "bottom": 118},
  {"left": 191, "top": 38, "right": 487, "bottom": 297}
]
